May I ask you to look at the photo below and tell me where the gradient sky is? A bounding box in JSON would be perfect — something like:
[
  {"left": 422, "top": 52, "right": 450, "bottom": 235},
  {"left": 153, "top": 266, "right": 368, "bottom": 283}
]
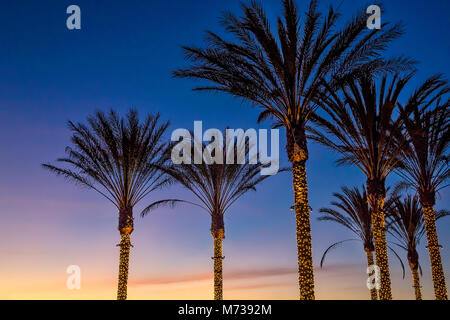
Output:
[{"left": 0, "top": 0, "right": 449, "bottom": 300}]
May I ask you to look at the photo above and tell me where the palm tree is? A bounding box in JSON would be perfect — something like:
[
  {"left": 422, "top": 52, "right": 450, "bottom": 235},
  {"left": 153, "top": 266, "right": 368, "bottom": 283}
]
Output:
[
  {"left": 385, "top": 194, "right": 449, "bottom": 300},
  {"left": 309, "top": 74, "right": 414, "bottom": 299},
  {"left": 42, "top": 109, "right": 172, "bottom": 300},
  {"left": 142, "top": 133, "right": 281, "bottom": 300},
  {"left": 397, "top": 82, "right": 449, "bottom": 299},
  {"left": 318, "top": 185, "right": 404, "bottom": 300},
  {"left": 173, "top": 0, "right": 410, "bottom": 299}
]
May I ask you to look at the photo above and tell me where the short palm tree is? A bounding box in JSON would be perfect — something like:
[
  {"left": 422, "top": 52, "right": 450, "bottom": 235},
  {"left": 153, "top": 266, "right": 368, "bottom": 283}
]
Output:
[
  {"left": 310, "top": 74, "right": 414, "bottom": 299},
  {"left": 173, "top": 0, "right": 409, "bottom": 299},
  {"left": 397, "top": 81, "right": 449, "bottom": 299},
  {"left": 385, "top": 194, "right": 449, "bottom": 300},
  {"left": 318, "top": 185, "right": 404, "bottom": 300},
  {"left": 42, "top": 109, "right": 171, "bottom": 300},
  {"left": 142, "top": 134, "right": 280, "bottom": 300}
]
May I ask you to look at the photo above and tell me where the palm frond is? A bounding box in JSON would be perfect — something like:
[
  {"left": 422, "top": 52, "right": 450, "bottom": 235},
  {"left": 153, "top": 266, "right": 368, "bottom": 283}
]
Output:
[
  {"left": 140, "top": 199, "right": 207, "bottom": 217},
  {"left": 387, "top": 244, "right": 406, "bottom": 279},
  {"left": 396, "top": 78, "right": 449, "bottom": 203},
  {"left": 319, "top": 239, "right": 360, "bottom": 268},
  {"left": 158, "top": 131, "right": 283, "bottom": 217},
  {"left": 173, "top": 0, "right": 410, "bottom": 135},
  {"left": 42, "top": 109, "right": 171, "bottom": 209},
  {"left": 318, "top": 185, "right": 373, "bottom": 245}
]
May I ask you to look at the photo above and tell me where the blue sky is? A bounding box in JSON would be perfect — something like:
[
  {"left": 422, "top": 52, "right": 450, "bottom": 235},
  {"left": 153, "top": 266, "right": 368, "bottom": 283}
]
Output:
[{"left": 0, "top": 0, "right": 448, "bottom": 299}]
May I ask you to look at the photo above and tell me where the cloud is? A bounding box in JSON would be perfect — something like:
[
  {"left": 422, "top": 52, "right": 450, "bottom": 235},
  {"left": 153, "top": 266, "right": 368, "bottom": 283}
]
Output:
[
  {"left": 130, "top": 267, "right": 297, "bottom": 286},
  {"left": 130, "top": 264, "right": 359, "bottom": 287},
  {"left": 226, "top": 267, "right": 296, "bottom": 280},
  {"left": 316, "top": 263, "right": 362, "bottom": 274},
  {"left": 227, "top": 282, "right": 292, "bottom": 291},
  {"left": 131, "top": 272, "right": 211, "bottom": 286}
]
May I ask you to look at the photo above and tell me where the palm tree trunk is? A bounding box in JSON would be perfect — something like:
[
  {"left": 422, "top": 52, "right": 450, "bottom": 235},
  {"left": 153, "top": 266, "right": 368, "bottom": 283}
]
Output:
[
  {"left": 117, "top": 207, "right": 134, "bottom": 300},
  {"left": 422, "top": 205, "right": 448, "bottom": 300},
  {"left": 292, "top": 160, "right": 315, "bottom": 300},
  {"left": 367, "top": 182, "right": 392, "bottom": 300},
  {"left": 370, "top": 207, "right": 392, "bottom": 299},
  {"left": 410, "top": 264, "right": 422, "bottom": 300},
  {"left": 365, "top": 250, "right": 378, "bottom": 300},
  {"left": 212, "top": 229, "right": 224, "bottom": 300},
  {"left": 117, "top": 233, "right": 132, "bottom": 300}
]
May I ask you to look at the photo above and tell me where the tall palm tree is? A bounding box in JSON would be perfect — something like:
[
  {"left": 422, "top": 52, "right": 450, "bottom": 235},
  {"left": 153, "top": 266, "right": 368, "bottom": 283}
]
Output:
[
  {"left": 385, "top": 194, "right": 449, "bottom": 300},
  {"left": 42, "top": 109, "right": 172, "bottom": 300},
  {"left": 173, "top": 0, "right": 410, "bottom": 299},
  {"left": 318, "top": 185, "right": 404, "bottom": 300},
  {"left": 309, "top": 74, "right": 414, "bottom": 299},
  {"left": 397, "top": 81, "right": 449, "bottom": 299},
  {"left": 142, "top": 133, "right": 282, "bottom": 300}
]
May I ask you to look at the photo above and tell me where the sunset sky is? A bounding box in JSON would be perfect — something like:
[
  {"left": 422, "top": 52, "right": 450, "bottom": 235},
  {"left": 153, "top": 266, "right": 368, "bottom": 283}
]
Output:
[{"left": 0, "top": 0, "right": 449, "bottom": 299}]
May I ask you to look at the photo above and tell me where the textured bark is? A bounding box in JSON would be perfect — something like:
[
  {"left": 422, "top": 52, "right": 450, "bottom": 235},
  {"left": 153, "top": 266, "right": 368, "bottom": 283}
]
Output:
[
  {"left": 292, "top": 160, "right": 315, "bottom": 300},
  {"left": 422, "top": 205, "right": 448, "bottom": 300},
  {"left": 286, "top": 126, "right": 308, "bottom": 163},
  {"left": 407, "top": 248, "right": 421, "bottom": 300},
  {"left": 117, "top": 207, "right": 133, "bottom": 300},
  {"left": 409, "top": 264, "right": 422, "bottom": 300},
  {"left": 211, "top": 213, "right": 225, "bottom": 233},
  {"left": 211, "top": 222, "right": 224, "bottom": 301},
  {"left": 367, "top": 179, "right": 392, "bottom": 300},
  {"left": 365, "top": 249, "right": 378, "bottom": 300},
  {"left": 212, "top": 235, "right": 224, "bottom": 300}
]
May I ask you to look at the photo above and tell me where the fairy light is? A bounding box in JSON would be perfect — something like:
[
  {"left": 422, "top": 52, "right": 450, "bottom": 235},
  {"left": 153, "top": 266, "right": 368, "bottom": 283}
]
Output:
[
  {"left": 422, "top": 205, "right": 448, "bottom": 300},
  {"left": 410, "top": 264, "right": 422, "bottom": 300},
  {"left": 292, "top": 161, "right": 315, "bottom": 300},
  {"left": 117, "top": 233, "right": 131, "bottom": 300},
  {"left": 211, "top": 228, "right": 225, "bottom": 300},
  {"left": 117, "top": 208, "right": 134, "bottom": 300},
  {"left": 408, "top": 249, "right": 422, "bottom": 300},
  {"left": 367, "top": 192, "right": 392, "bottom": 300}
]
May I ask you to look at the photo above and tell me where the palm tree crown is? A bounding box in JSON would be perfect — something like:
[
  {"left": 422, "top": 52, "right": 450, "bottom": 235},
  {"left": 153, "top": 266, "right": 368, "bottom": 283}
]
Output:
[
  {"left": 43, "top": 109, "right": 171, "bottom": 209},
  {"left": 142, "top": 133, "right": 279, "bottom": 300},
  {"left": 397, "top": 78, "right": 449, "bottom": 207},
  {"left": 318, "top": 186, "right": 374, "bottom": 255},
  {"left": 142, "top": 134, "right": 274, "bottom": 224},
  {"left": 310, "top": 74, "right": 412, "bottom": 188},
  {"left": 385, "top": 195, "right": 426, "bottom": 260}
]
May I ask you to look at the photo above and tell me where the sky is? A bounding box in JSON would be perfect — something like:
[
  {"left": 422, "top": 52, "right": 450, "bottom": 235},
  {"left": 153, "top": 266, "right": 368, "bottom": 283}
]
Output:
[{"left": 0, "top": 0, "right": 449, "bottom": 300}]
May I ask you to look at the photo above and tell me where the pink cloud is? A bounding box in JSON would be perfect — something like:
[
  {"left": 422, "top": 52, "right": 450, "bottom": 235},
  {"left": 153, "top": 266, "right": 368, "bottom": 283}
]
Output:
[{"left": 130, "top": 264, "right": 360, "bottom": 287}]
